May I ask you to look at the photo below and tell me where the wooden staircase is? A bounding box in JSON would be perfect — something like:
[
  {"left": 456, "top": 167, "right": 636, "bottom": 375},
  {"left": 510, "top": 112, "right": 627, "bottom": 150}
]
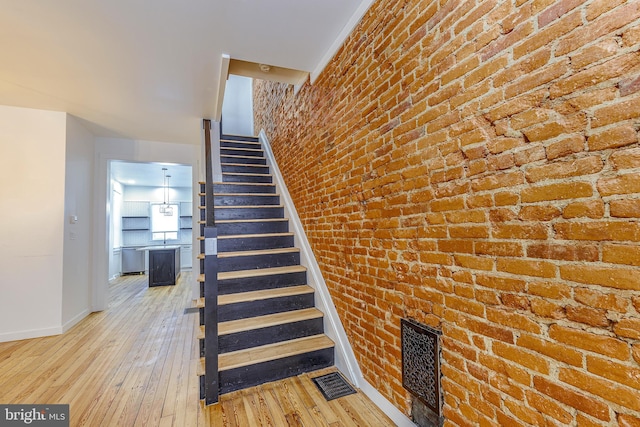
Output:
[{"left": 199, "top": 134, "right": 334, "bottom": 399}]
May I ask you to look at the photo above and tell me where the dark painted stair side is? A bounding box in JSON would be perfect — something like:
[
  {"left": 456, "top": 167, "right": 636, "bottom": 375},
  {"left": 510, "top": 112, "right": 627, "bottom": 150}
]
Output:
[{"left": 198, "top": 133, "right": 334, "bottom": 399}]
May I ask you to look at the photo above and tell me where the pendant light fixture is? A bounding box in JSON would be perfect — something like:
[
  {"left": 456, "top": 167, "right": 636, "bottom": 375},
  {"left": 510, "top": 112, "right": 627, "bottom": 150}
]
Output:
[{"left": 161, "top": 167, "right": 174, "bottom": 216}]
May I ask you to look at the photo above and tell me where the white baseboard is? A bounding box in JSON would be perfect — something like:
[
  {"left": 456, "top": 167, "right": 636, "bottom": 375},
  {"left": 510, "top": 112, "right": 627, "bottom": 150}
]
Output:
[
  {"left": 62, "top": 309, "right": 91, "bottom": 333},
  {"left": 259, "top": 130, "right": 415, "bottom": 427},
  {"left": 0, "top": 326, "right": 63, "bottom": 343}
]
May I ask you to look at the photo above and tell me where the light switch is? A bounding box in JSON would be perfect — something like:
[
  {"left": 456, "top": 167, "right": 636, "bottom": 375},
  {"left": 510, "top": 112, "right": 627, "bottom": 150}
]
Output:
[{"left": 70, "top": 215, "right": 78, "bottom": 224}]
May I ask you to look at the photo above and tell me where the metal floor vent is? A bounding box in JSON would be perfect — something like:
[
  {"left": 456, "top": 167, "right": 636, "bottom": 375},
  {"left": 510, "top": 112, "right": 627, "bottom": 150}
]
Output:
[
  {"left": 312, "top": 372, "right": 357, "bottom": 401},
  {"left": 402, "top": 318, "right": 442, "bottom": 416},
  {"left": 184, "top": 307, "right": 199, "bottom": 314}
]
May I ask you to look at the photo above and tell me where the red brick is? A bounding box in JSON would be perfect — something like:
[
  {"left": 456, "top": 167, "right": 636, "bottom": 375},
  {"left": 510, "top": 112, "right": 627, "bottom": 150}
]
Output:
[
  {"left": 526, "top": 242, "right": 599, "bottom": 262},
  {"left": 566, "top": 305, "right": 610, "bottom": 328},
  {"left": 525, "top": 390, "right": 573, "bottom": 424},
  {"left": 610, "top": 199, "right": 640, "bottom": 218},
  {"left": 496, "top": 258, "right": 556, "bottom": 278},
  {"left": 554, "top": 221, "right": 640, "bottom": 242},
  {"left": 588, "top": 125, "right": 638, "bottom": 151},
  {"left": 486, "top": 306, "right": 542, "bottom": 334},
  {"left": 614, "top": 318, "right": 640, "bottom": 340},
  {"left": 493, "top": 191, "right": 519, "bottom": 206},
  {"left": 560, "top": 264, "right": 640, "bottom": 291},
  {"left": 618, "top": 414, "right": 640, "bottom": 427},
  {"left": 521, "top": 181, "right": 593, "bottom": 202},
  {"left": 517, "top": 333, "right": 582, "bottom": 366},
  {"left": 528, "top": 280, "right": 571, "bottom": 299},
  {"left": 518, "top": 205, "right": 561, "bottom": 221},
  {"left": 525, "top": 156, "right": 603, "bottom": 183},
  {"left": 531, "top": 298, "right": 566, "bottom": 320},
  {"left": 549, "top": 324, "right": 629, "bottom": 360},
  {"left": 538, "top": 0, "right": 586, "bottom": 28},
  {"left": 493, "top": 223, "right": 548, "bottom": 240},
  {"left": 598, "top": 173, "right": 640, "bottom": 196},
  {"left": 546, "top": 135, "right": 585, "bottom": 160},
  {"left": 587, "top": 355, "right": 640, "bottom": 392},
  {"left": 501, "top": 293, "right": 530, "bottom": 311},
  {"left": 634, "top": 344, "right": 640, "bottom": 365},
  {"left": 611, "top": 147, "right": 640, "bottom": 170},
  {"left": 574, "top": 287, "right": 629, "bottom": 313},
  {"left": 493, "top": 341, "right": 549, "bottom": 374},
  {"left": 562, "top": 200, "right": 605, "bottom": 219},
  {"left": 592, "top": 96, "right": 640, "bottom": 129},
  {"left": 533, "top": 376, "right": 611, "bottom": 421},
  {"left": 563, "top": 369, "right": 640, "bottom": 413},
  {"left": 476, "top": 273, "right": 526, "bottom": 292}
]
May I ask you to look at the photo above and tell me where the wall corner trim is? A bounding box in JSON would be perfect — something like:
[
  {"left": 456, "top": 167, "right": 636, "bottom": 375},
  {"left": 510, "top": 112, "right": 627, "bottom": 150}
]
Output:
[
  {"left": 259, "top": 129, "right": 415, "bottom": 427},
  {"left": 310, "top": 0, "right": 376, "bottom": 84}
]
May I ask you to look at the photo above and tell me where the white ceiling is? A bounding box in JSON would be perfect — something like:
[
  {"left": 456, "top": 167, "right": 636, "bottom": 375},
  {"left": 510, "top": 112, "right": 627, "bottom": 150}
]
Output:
[
  {"left": 0, "top": 0, "right": 371, "bottom": 144},
  {"left": 111, "top": 161, "right": 193, "bottom": 188}
]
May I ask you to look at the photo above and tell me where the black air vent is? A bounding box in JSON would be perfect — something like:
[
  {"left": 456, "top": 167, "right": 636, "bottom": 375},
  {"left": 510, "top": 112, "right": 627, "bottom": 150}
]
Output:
[
  {"left": 401, "top": 318, "right": 442, "bottom": 416},
  {"left": 312, "top": 372, "right": 356, "bottom": 401}
]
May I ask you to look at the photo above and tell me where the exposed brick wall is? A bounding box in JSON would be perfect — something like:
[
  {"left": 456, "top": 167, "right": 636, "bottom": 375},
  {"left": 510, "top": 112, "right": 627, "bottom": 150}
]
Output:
[{"left": 253, "top": 0, "right": 640, "bottom": 425}]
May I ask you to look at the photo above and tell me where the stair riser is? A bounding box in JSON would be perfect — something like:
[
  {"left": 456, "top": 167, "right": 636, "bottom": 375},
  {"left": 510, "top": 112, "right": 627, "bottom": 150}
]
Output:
[
  {"left": 220, "top": 156, "right": 266, "bottom": 165},
  {"left": 214, "top": 194, "right": 280, "bottom": 206},
  {"left": 217, "top": 220, "right": 289, "bottom": 236},
  {"left": 220, "top": 148, "right": 263, "bottom": 158},
  {"left": 223, "top": 173, "right": 273, "bottom": 184},
  {"left": 217, "top": 251, "right": 300, "bottom": 272},
  {"left": 221, "top": 134, "right": 260, "bottom": 142},
  {"left": 221, "top": 164, "right": 270, "bottom": 174},
  {"left": 214, "top": 183, "right": 276, "bottom": 194},
  {"left": 218, "top": 293, "right": 315, "bottom": 322},
  {"left": 218, "top": 235, "right": 294, "bottom": 252},
  {"left": 221, "top": 141, "right": 262, "bottom": 150},
  {"left": 214, "top": 206, "right": 283, "bottom": 220},
  {"left": 219, "top": 348, "right": 334, "bottom": 394},
  {"left": 218, "top": 318, "right": 324, "bottom": 353},
  {"left": 218, "top": 270, "right": 307, "bottom": 295}
]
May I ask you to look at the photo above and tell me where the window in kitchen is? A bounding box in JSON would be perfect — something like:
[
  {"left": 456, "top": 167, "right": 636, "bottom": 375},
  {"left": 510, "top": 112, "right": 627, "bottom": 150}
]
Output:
[{"left": 151, "top": 203, "right": 179, "bottom": 241}]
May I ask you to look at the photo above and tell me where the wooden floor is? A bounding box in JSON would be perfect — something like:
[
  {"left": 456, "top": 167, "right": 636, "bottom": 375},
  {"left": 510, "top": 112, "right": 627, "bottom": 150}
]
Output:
[{"left": 0, "top": 273, "right": 395, "bottom": 426}]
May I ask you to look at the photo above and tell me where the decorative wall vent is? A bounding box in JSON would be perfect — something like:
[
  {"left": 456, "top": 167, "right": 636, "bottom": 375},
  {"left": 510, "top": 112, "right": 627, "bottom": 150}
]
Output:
[{"left": 401, "top": 318, "right": 442, "bottom": 416}]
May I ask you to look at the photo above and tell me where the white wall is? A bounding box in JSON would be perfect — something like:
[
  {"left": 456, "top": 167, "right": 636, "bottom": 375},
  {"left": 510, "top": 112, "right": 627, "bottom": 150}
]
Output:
[
  {"left": 93, "top": 137, "right": 200, "bottom": 310},
  {"left": 0, "top": 105, "right": 67, "bottom": 342},
  {"left": 221, "top": 75, "right": 254, "bottom": 136},
  {"left": 62, "top": 115, "right": 94, "bottom": 331}
]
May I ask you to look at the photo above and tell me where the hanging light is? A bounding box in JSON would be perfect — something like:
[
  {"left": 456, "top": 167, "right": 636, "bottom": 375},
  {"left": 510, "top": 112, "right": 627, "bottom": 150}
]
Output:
[{"left": 160, "top": 167, "right": 174, "bottom": 216}]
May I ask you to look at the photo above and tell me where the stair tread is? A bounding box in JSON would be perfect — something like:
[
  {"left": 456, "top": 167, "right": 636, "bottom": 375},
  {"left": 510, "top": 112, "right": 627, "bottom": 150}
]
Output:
[
  {"left": 219, "top": 308, "right": 323, "bottom": 335},
  {"left": 218, "top": 284, "right": 313, "bottom": 305},
  {"left": 218, "top": 265, "right": 306, "bottom": 281},
  {"left": 218, "top": 334, "right": 334, "bottom": 371},
  {"left": 218, "top": 247, "right": 299, "bottom": 258},
  {"left": 218, "top": 232, "right": 293, "bottom": 240}
]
